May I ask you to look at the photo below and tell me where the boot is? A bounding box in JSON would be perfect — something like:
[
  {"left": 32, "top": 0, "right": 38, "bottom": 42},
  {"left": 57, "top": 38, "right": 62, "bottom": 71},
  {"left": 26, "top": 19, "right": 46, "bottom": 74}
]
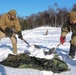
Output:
[
  {"left": 69, "top": 44, "right": 76, "bottom": 59},
  {"left": 13, "top": 50, "right": 18, "bottom": 55}
]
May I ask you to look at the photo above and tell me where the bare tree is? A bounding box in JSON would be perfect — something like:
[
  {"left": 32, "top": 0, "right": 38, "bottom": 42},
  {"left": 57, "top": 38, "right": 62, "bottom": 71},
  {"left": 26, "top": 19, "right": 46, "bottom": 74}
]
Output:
[{"left": 72, "top": 4, "right": 76, "bottom": 11}]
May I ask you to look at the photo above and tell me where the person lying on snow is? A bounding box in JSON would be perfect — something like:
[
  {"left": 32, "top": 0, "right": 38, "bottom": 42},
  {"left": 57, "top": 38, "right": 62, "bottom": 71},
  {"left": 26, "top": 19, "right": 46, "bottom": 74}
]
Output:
[
  {"left": 0, "top": 53, "right": 69, "bottom": 73},
  {"left": 60, "top": 11, "right": 76, "bottom": 59},
  {"left": 0, "top": 9, "right": 23, "bottom": 54}
]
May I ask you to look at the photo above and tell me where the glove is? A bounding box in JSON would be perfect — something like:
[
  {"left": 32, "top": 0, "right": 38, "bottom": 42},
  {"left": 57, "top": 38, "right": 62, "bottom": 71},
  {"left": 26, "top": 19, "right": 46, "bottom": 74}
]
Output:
[
  {"left": 60, "top": 36, "right": 66, "bottom": 44},
  {"left": 17, "top": 31, "right": 23, "bottom": 39},
  {"left": 5, "top": 27, "right": 13, "bottom": 37}
]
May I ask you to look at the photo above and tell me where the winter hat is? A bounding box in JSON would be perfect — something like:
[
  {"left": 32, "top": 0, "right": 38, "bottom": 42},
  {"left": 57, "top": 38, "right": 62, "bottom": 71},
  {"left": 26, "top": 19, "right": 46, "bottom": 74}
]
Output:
[
  {"left": 8, "top": 10, "right": 17, "bottom": 16},
  {"left": 68, "top": 11, "right": 76, "bottom": 22}
]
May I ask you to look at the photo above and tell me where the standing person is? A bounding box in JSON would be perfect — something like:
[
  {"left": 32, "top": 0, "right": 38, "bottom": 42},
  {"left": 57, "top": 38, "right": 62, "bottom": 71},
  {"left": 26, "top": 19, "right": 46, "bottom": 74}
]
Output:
[
  {"left": 60, "top": 11, "right": 76, "bottom": 59},
  {"left": 0, "top": 9, "right": 23, "bottom": 54}
]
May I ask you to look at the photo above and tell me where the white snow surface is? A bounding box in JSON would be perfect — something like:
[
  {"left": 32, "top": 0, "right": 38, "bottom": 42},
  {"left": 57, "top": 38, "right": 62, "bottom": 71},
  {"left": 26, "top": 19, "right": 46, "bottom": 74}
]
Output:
[{"left": 0, "top": 26, "right": 76, "bottom": 75}]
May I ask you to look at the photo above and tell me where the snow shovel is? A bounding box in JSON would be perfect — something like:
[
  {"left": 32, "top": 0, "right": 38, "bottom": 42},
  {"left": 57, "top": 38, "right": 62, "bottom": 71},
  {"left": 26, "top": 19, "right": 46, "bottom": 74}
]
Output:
[
  {"left": 44, "top": 42, "right": 62, "bottom": 55},
  {"left": 21, "top": 38, "right": 30, "bottom": 46},
  {"left": 53, "top": 42, "right": 62, "bottom": 51},
  {"left": 12, "top": 28, "right": 40, "bottom": 49},
  {"left": 20, "top": 38, "right": 40, "bottom": 49}
]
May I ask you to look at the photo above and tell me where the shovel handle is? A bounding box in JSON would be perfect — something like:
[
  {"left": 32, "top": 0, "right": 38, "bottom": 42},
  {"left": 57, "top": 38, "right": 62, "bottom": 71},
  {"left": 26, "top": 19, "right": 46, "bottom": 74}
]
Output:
[
  {"left": 13, "top": 31, "right": 30, "bottom": 46},
  {"left": 57, "top": 42, "right": 62, "bottom": 47},
  {"left": 21, "top": 38, "right": 30, "bottom": 46}
]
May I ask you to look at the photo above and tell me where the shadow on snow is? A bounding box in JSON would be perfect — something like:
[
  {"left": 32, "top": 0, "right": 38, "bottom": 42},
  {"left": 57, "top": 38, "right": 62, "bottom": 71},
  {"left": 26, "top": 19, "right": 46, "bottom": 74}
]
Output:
[
  {"left": 0, "top": 65, "right": 7, "bottom": 75},
  {"left": 56, "top": 48, "right": 76, "bottom": 66}
]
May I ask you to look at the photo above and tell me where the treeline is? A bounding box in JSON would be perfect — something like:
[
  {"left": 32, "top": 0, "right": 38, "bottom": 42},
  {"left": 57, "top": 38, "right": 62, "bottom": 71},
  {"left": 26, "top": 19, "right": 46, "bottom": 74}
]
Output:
[{"left": 0, "top": 3, "right": 76, "bottom": 30}]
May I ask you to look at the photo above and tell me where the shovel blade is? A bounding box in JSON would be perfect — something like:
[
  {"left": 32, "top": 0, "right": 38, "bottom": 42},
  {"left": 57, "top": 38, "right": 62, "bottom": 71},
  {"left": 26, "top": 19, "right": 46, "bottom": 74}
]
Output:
[
  {"left": 27, "top": 44, "right": 41, "bottom": 54},
  {"left": 31, "top": 44, "right": 40, "bottom": 49}
]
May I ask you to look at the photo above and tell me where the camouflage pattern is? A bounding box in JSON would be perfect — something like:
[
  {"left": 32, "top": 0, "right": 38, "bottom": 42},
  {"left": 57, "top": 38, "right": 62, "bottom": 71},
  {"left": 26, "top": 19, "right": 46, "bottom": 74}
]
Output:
[
  {"left": 61, "top": 20, "right": 76, "bottom": 46},
  {"left": 0, "top": 53, "right": 68, "bottom": 73}
]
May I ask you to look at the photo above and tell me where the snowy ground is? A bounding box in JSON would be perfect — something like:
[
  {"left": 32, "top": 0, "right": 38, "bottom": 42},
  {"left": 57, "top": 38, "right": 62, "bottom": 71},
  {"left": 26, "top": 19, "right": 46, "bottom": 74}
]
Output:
[{"left": 0, "top": 26, "right": 76, "bottom": 75}]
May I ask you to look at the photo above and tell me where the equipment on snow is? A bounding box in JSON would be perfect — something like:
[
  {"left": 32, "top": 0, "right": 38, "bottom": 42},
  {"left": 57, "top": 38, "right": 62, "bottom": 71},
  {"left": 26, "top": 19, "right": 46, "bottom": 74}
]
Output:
[
  {"left": 0, "top": 53, "right": 69, "bottom": 73},
  {"left": 19, "top": 37, "right": 40, "bottom": 51},
  {"left": 44, "top": 47, "right": 56, "bottom": 55},
  {"left": 44, "top": 42, "right": 62, "bottom": 55},
  {"left": 20, "top": 38, "right": 40, "bottom": 49}
]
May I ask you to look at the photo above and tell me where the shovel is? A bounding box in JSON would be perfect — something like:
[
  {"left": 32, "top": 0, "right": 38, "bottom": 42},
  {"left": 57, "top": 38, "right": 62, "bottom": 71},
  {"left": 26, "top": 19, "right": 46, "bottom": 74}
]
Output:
[
  {"left": 12, "top": 28, "right": 40, "bottom": 49},
  {"left": 54, "top": 42, "right": 62, "bottom": 51},
  {"left": 20, "top": 38, "right": 40, "bottom": 49},
  {"left": 21, "top": 38, "right": 30, "bottom": 46},
  {"left": 57, "top": 42, "right": 62, "bottom": 48},
  {"left": 13, "top": 30, "right": 40, "bottom": 49},
  {"left": 46, "top": 42, "right": 62, "bottom": 55}
]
